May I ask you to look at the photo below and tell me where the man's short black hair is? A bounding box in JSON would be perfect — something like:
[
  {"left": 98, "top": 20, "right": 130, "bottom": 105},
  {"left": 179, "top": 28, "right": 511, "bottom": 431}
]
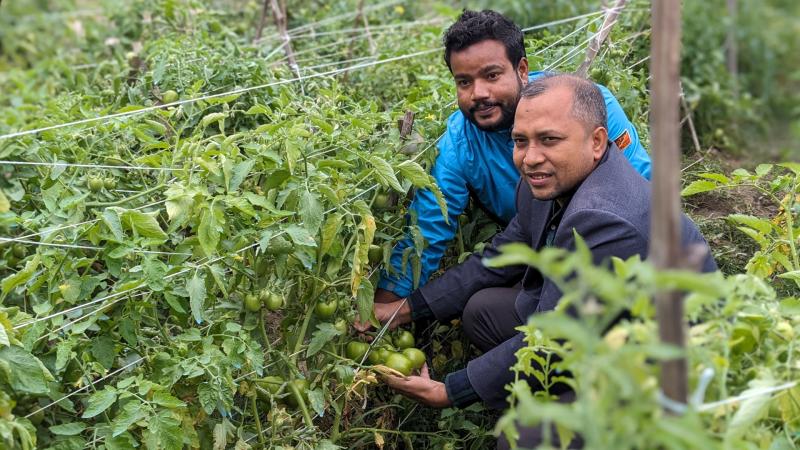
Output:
[
  {"left": 443, "top": 9, "right": 526, "bottom": 71},
  {"left": 520, "top": 73, "right": 607, "bottom": 132}
]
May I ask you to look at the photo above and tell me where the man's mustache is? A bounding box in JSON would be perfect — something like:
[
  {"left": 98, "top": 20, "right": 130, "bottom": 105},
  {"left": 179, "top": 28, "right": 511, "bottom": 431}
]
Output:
[{"left": 469, "top": 101, "right": 501, "bottom": 114}]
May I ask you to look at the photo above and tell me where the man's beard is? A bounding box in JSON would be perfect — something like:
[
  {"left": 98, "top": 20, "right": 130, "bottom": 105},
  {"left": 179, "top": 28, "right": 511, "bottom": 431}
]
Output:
[{"left": 462, "top": 79, "right": 522, "bottom": 132}]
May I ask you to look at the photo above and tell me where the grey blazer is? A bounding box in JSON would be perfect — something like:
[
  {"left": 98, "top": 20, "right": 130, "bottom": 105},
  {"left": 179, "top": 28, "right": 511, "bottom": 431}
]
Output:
[{"left": 414, "top": 144, "right": 717, "bottom": 408}]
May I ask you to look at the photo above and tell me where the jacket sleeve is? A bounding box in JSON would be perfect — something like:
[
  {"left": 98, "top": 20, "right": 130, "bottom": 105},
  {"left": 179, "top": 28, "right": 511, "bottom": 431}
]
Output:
[
  {"left": 377, "top": 130, "right": 471, "bottom": 297},
  {"left": 596, "top": 83, "right": 652, "bottom": 180},
  {"left": 411, "top": 182, "right": 530, "bottom": 321},
  {"left": 464, "top": 209, "right": 645, "bottom": 409}
]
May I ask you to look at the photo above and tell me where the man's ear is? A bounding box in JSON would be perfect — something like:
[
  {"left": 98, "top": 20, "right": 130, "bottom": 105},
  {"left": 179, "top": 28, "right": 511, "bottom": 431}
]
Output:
[
  {"left": 517, "top": 57, "right": 529, "bottom": 84},
  {"left": 591, "top": 126, "right": 609, "bottom": 160}
]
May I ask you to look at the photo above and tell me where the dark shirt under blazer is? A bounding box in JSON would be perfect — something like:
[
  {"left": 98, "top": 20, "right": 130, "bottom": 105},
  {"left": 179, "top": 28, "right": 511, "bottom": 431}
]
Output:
[{"left": 409, "top": 143, "right": 717, "bottom": 409}]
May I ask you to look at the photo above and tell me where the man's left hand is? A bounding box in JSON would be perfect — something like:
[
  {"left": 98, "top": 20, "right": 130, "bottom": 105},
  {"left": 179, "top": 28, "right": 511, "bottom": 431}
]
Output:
[{"left": 381, "top": 364, "right": 451, "bottom": 408}]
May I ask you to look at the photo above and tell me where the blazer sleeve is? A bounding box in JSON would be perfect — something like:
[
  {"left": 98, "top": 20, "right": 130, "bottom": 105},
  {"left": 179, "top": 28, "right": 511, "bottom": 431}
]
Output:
[{"left": 411, "top": 182, "right": 531, "bottom": 321}]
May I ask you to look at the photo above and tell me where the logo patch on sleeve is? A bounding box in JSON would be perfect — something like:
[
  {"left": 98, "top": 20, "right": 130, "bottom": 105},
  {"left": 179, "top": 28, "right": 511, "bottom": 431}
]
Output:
[{"left": 614, "top": 129, "right": 632, "bottom": 151}]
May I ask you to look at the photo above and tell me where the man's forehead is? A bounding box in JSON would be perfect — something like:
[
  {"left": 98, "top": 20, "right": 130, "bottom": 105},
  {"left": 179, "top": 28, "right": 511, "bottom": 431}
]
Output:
[{"left": 450, "top": 40, "right": 511, "bottom": 68}]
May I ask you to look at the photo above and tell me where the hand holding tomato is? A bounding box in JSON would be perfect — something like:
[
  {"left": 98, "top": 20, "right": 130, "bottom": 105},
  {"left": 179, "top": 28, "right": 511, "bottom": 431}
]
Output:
[{"left": 381, "top": 363, "right": 451, "bottom": 408}]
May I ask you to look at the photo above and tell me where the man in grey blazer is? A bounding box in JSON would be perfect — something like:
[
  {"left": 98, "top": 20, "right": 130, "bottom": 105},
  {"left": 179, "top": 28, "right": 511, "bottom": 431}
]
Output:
[{"left": 360, "top": 74, "right": 716, "bottom": 418}]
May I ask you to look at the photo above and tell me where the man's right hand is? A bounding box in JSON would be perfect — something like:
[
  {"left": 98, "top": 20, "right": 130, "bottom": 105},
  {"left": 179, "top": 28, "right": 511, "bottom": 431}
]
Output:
[
  {"left": 374, "top": 288, "right": 402, "bottom": 304},
  {"left": 353, "top": 299, "right": 412, "bottom": 333}
]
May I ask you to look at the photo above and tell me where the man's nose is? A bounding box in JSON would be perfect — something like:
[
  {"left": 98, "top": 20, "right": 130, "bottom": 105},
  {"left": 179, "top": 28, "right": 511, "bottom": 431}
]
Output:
[
  {"left": 471, "top": 80, "right": 490, "bottom": 101},
  {"left": 522, "top": 144, "right": 545, "bottom": 167}
]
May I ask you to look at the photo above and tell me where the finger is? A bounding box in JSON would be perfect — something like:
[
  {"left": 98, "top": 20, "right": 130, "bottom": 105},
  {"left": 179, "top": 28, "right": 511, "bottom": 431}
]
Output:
[{"left": 420, "top": 363, "right": 430, "bottom": 379}]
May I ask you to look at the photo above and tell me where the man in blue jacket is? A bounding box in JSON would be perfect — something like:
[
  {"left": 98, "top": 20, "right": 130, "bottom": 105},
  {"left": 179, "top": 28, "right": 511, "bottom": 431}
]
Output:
[
  {"left": 371, "top": 74, "right": 716, "bottom": 448},
  {"left": 375, "top": 10, "right": 652, "bottom": 304}
]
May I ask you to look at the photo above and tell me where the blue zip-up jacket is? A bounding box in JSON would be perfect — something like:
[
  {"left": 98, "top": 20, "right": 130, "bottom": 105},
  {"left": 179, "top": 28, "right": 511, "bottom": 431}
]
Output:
[{"left": 378, "top": 72, "right": 652, "bottom": 297}]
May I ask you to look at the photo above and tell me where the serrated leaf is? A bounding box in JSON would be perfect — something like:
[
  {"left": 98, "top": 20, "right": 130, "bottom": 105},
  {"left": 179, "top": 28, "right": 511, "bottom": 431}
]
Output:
[
  {"left": 152, "top": 391, "right": 186, "bottom": 408},
  {"left": 198, "top": 207, "right": 221, "bottom": 257},
  {"left": 681, "top": 180, "right": 717, "bottom": 196},
  {"left": 144, "top": 411, "right": 184, "bottom": 450},
  {"left": 299, "top": 189, "right": 323, "bottom": 235},
  {"left": 320, "top": 213, "right": 343, "bottom": 257},
  {"left": 1, "top": 255, "right": 40, "bottom": 294},
  {"left": 307, "top": 323, "right": 342, "bottom": 357},
  {"left": 82, "top": 386, "right": 118, "bottom": 418},
  {"left": 284, "top": 225, "right": 317, "bottom": 247},
  {"left": 187, "top": 273, "right": 206, "bottom": 324},
  {"left": 755, "top": 164, "right": 773, "bottom": 177},
  {"left": 697, "top": 172, "right": 730, "bottom": 184},
  {"left": 727, "top": 214, "right": 773, "bottom": 234},
  {"left": 201, "top": 112, "right": 227, "bottom": 128},
  {"left": 102, "top": 209, "right": 124, "bottom": 241},
  {"left": 369, "top": 156, "right": 403, "bottom": 192},
  {"left": 396, "top": 160, "right": 431, "bottom": 188},
  {"left": 0, "top": 189, "right": 10, "bottom": 212},
  {"left": 120, "top": 210, "right": 167, "bottom": 241},
  {"left": 111, "top": 401, "right": 148, "bottom": 437},
  {"left": 228, "top": 159, "right": 255, "bottom": 192},
  {"left": 50, "top": 422, "right": 87, "bottom": 436},
  {"left": 307, "top": 388, "right": 326, "bottom": 417},
  {"left": 0, "top": 345, "right": 54, "bottom": 395}
]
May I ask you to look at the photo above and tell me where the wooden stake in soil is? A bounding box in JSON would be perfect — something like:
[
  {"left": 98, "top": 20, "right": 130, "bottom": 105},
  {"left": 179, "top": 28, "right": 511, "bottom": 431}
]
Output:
[
  {"left": 650, "top": 0, "right": 688, "bottom": 406},
  {"left": 575, "top": 0, "right": 627, "bottom": 78}
]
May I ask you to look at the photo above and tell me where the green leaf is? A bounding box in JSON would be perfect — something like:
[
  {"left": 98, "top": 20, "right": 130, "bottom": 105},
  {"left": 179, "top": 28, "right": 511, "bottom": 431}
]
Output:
[
  {"left": 778, "top": 162, "right": 800, "bottom": 175},
  {"left": 90, "top": 335, "right": 117, "bottom": 369},
  {"left": 307, "top": 323, "right": 342, "bottom": 357},
  {"left": 320, "top": 213, "right": 344, "bottom": 257},
  {"left": 120, "top": 210, "right": 167, "bottom": 241},
  {"left": 778, "top": 271, "right": 800, "bottom": 282},
  {"left": 284, "top": 225, "right": 317, "bottom": 247},
  {"left": 228, "top": 159, "right": 255, "bottom": 192},
  {"left": 82, "top": 386, "right": 118, "bottom": 418},
  {"left": 143, "top": 257, "right": 168, "bottom": 292},
  {"left": 102, "top": 209, "right": 124, "bottom": 241},
  {"left": 697, "top": 172, "right": 730, "bottom": 184},
  {"left": 369, "top": 156, "right": 403, "bottom": 192},
  {"left": 111, "top": 401, "right": 148, "bottom": 437},
  {"left": 680, "top": 180, "right": 717, "bottom": 196},
  {"left": 396, "top": 160, "right": 431, "bottom": 188},
  {"left": 152, "top": 391, "right": 186, "bottom": 409},
  {"left": 1, "top": 255, "right": 40, "bottom": 294},
  {"left": 0, "top": 345, "right": 54, "bottom": 394},
  {"left": 355, "top": 278, "right": 375, "bottom": 326},
  {"left": 299, "top": 189, "right": 323, "bottom": 235},
  {"left": 307, "top": 388, "right": 326, "bottom": 417},
  {"left": 201, "top": 112, "right": 227, "bottom": 128},
  {"left": 50, "top": 422, "right": 87, "bottom": 436},
  {"left": 0, "top": 189, "right": 10, "bottom": 212},
  {"left": 755, "top": 164, "right": 773, "bottom": 177},
  {"left": 724, "top": 380, "right": 775, "bottom": 441},
  {"left": 728, "top": 214, "right": 773, "bottom": 234},
  {"left": 429, "top": 183, "right": 449, "bottom": 224},
  {"left": 187, "top": 273, "right": 206, "bottom": 324},
  {"left": 198, "top": 207, "right": 221, "bottom": 257},
  {"left": 144, "top": 411, "right": 184, "bottom": 450}
]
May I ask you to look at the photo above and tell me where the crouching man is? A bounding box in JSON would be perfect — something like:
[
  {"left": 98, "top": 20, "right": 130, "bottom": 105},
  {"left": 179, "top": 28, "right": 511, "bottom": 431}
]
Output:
[{"left": 357, "top": 73, "right": 717, "bottom": 448}]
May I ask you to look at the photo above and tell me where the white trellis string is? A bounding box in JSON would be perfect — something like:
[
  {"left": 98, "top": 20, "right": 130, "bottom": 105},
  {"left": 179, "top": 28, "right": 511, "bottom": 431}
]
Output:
[
  {"left": 532, "top": 15, "right": 605, "bottom": 58},
  {"left": 300, "top": 56, "right": 375, "bottom": 73},
  {"left": 283, "top": 0, "right": 403, "bottom": 37},
  {"left": 0, "top": 199, "right": 167, "bottom": 247},
  {"left": 287, "top": 17, "right": 445, "bottom": 40},
  {"left": 0, "top": 160, "right": 190, "bottom": 171},
  {"left": 24, "top": 356, "right": 144, "bottom": 419},
  {"left": 697, "top": 381, "right": 798, "bottom": 413},
  {"left": 0, "top": 7, "right": 623, "bottom": 143},
  {"left": 0, "top": 48, "right": 442, "bottom": 142},
  {"left": 0, "top": 236, "right": 192, "bottom": 256}
]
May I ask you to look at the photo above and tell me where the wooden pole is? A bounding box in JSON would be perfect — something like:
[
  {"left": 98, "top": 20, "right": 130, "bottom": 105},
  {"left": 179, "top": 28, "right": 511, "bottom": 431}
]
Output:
[
  {"left": 650, "top": 0, "right": 687, "bottom": 406},
  {"left": 725, "top": 0, "right": 738, "bottom": 95},
  {"left": 270, "top": 0, "right": 298, "bottom": 70},
  {"left": 575, "top": 0, "right": 627, "bottom": 78},
  {"left": 254, "top": 0, "right": 270, "bottom": 43}
]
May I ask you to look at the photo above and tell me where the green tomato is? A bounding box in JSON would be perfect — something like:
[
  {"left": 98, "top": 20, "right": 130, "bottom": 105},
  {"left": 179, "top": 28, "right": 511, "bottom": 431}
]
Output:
[
  {"left": 162, "top": 89, "right": 179, "bottom": 103},
  {"left": 334, "top": 317, "right": 349, "bottom": 335},
  {"left": 373, "top": 192, "right": 390, "bottom": 209},
  {"left": 12, "top": 243, "right": 26, "bottom": 259},
  {"left": 345, "top": 341, "right": 370, "bottom": 361},
  {"left": 286, "top": 379, "right": 309, "bottom": 407},
  {"left": 384, "top": 353, "right": 413, "bottom": 376},
  {"left": 244, "top": 293, "right": 261, "bottom": 312},
  {"left": 394, "top": 330, "right": 415, "bottom": 350},
  {"left": 368, "top": 244, "right": 383, "bottom": 265},
  {"left": 367, "top": 347, "right": 391, "bottom": 365},
  {"left": 88, "top": 177, "right": 104, "bottom": 192},
  {"left": 103, "top": 177, "right": 117, "bottom": 190},
  {"left": 255, "top": 376, "right": 284, "bottom": 399},
  {"left": 265, "top": 292, "right": 284, "bottom": 311},
  {"left": 402, "top": 348, "right": 426, "bottom": 370},
  {"left": 314, "top": 299, "right": 337, "bottom": 320},
  {"left": 265, "top": 235, "right": 294, "bottom": 256}
]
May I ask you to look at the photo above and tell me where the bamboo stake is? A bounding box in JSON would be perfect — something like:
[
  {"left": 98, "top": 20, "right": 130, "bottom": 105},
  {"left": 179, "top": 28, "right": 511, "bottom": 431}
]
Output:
[
  {"left": 650, "top": 0, "right": 688, "bottom": 406},
  {"left": 575, "top": 0, "right": 627, "bottom": 78}
]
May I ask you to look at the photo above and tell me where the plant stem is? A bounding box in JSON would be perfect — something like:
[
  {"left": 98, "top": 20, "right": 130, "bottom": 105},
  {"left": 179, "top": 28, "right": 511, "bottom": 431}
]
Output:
[
  {"left": 289, "top": 382, "right": 314, "bottom": 429},
  {"left": 86, "top": 183, "right": 164, "bottom": 207},
  {"left": 250, "top": 395, "right": 266, "bottom": 446}
]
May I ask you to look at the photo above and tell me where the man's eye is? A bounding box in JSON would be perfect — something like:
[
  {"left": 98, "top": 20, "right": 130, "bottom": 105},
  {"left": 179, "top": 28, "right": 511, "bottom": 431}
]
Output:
[
  {"left": 513, "top": 138, "right": 527, "bottom": 146},
  {"left": 487, "top": 72, "right": 500, "bottom": 80},
  {"left": 542, "top": 137, "right": 560, "bottom": 144},
  {"left": 457, "top": 80, "right": 471, "bottom": 87}
]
